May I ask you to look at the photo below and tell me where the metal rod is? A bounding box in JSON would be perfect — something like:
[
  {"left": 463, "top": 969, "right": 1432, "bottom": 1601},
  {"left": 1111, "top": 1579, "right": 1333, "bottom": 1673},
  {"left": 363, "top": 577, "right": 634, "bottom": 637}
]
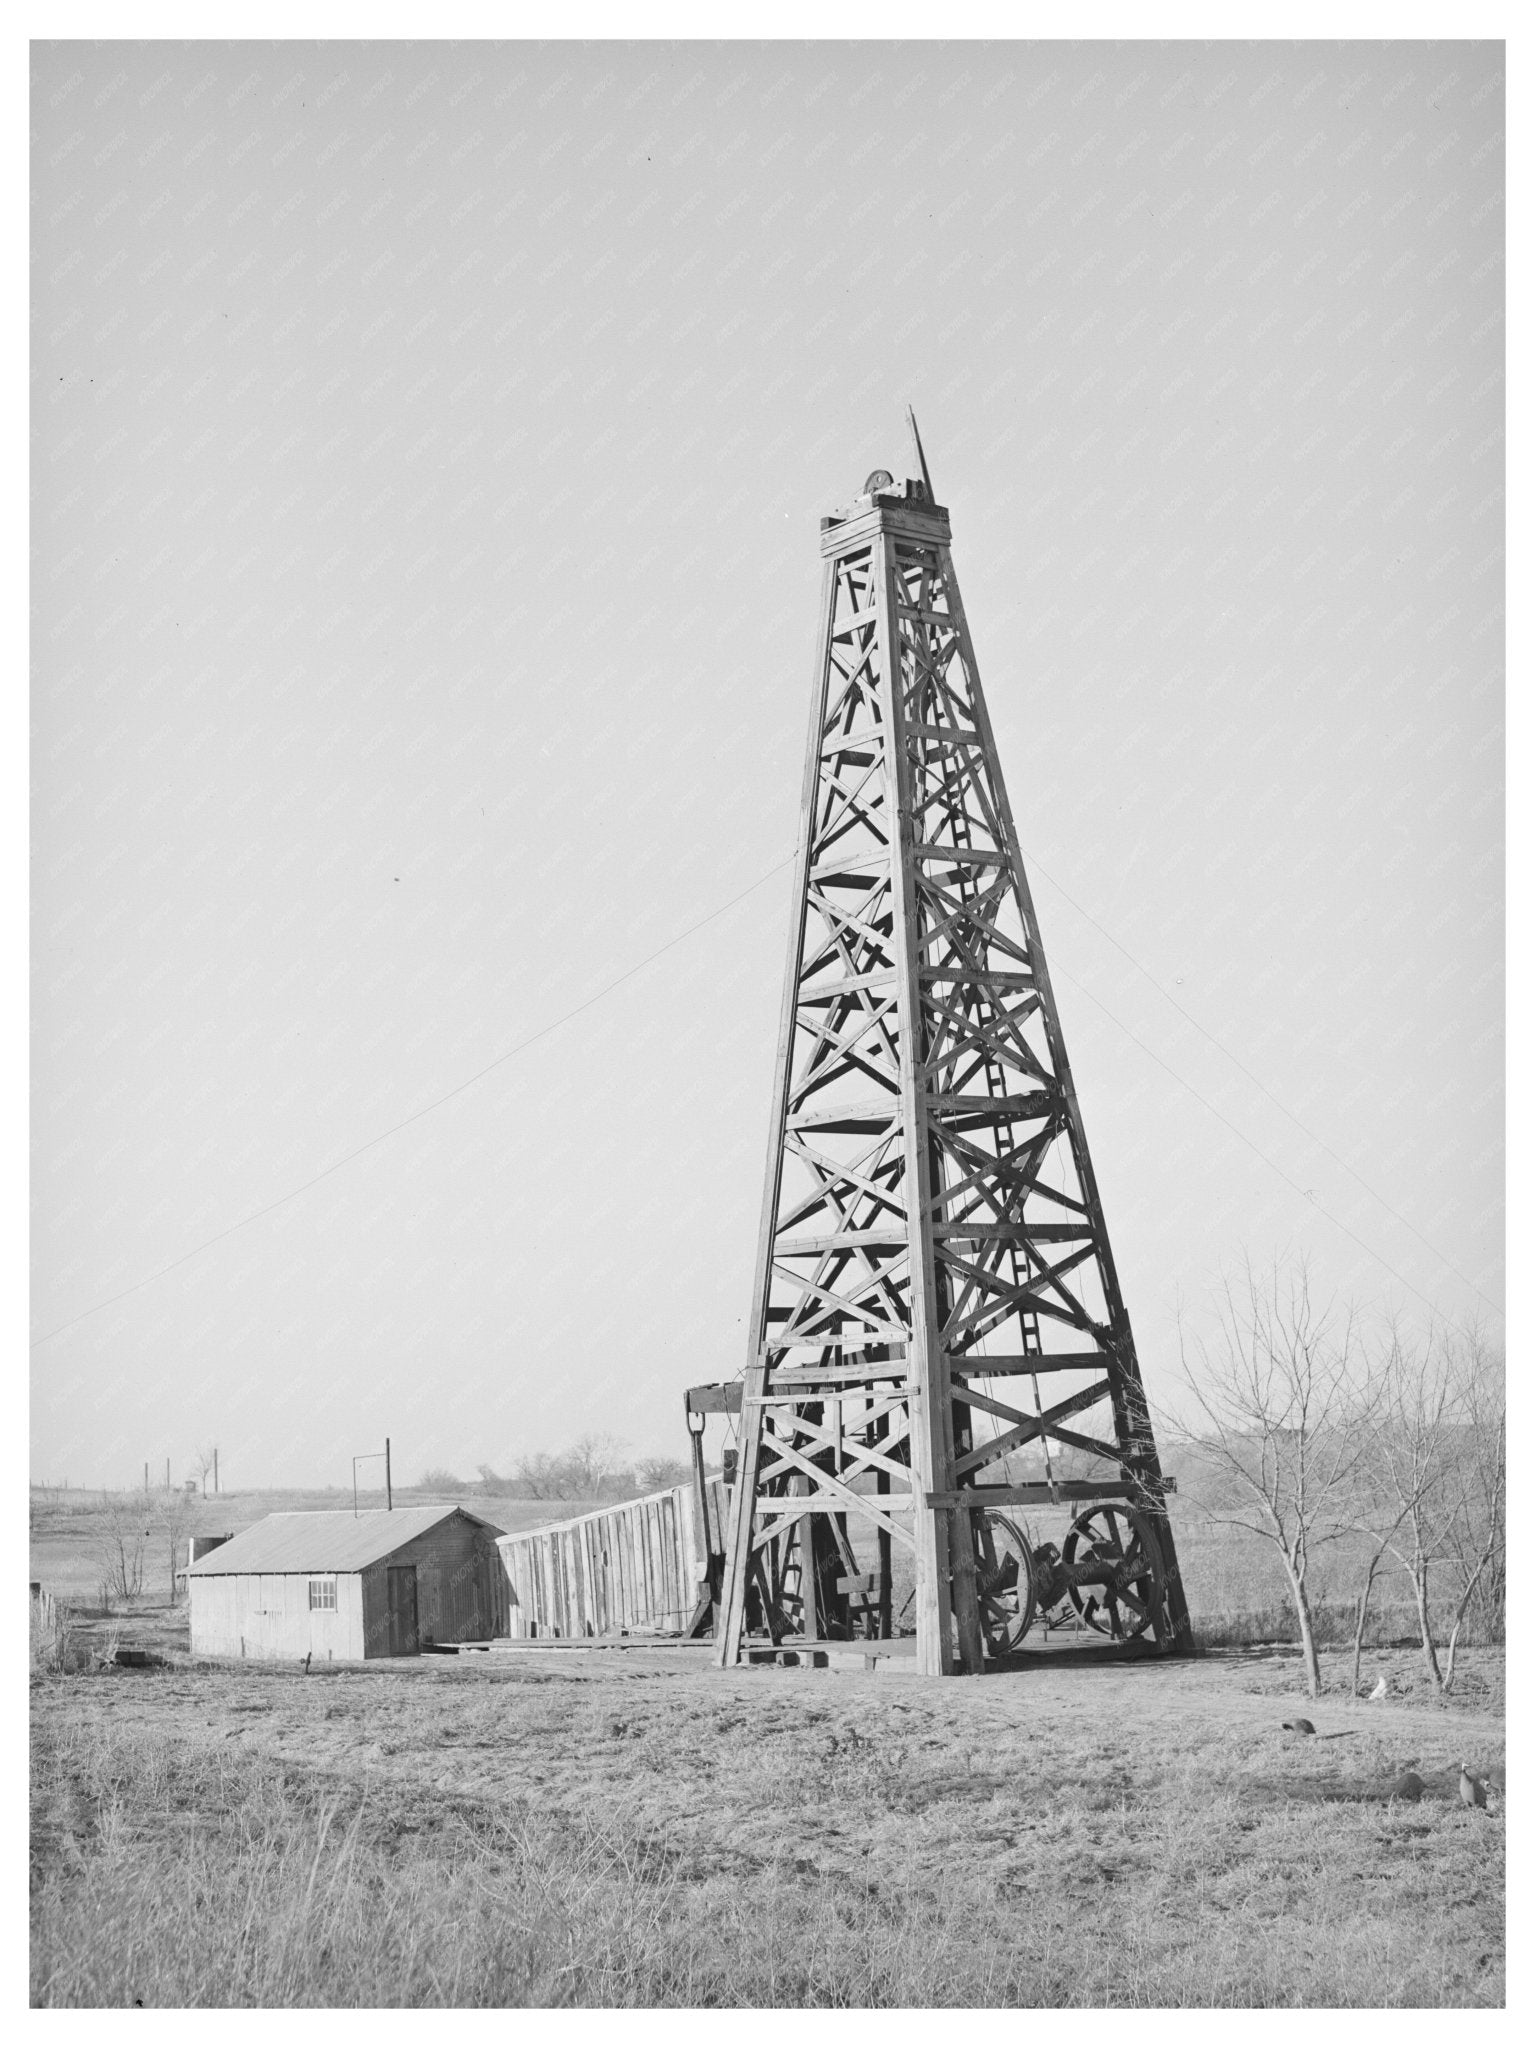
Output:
[{"left": 906, "top": 404, "right": 935, "bottom": 500}]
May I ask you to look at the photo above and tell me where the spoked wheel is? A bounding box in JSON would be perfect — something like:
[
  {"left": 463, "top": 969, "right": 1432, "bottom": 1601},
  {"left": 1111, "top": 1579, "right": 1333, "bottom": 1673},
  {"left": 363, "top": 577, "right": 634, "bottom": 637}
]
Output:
[
  {"left": 974, "top": 1512, "right": 1036, "bottom": 1657},
  {"left": 1063, "top": 1503, "right": 1165, "bottom": 1641}
]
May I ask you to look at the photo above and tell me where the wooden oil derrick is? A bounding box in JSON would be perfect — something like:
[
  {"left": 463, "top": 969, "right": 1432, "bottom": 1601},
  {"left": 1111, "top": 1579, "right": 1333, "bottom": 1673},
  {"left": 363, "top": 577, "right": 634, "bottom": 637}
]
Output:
[{"left": 717, "top": 418, "right": 1193, "bottom": 1676}]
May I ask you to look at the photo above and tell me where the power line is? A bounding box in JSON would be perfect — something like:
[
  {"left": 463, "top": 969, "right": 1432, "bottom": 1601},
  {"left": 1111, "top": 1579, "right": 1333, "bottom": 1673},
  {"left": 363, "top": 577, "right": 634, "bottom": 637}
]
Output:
[
  {"left": 1025, "top": 849, "right": 1502, "bottom": 1317},
  {"left": 32, "top": 834, "right": 1499, "bottom": 1349},
  {"left": 30, "top": 850, "right": 798, "bottom": 1350},
  {"left": 1047, "top": 959, "right": 1452, "bottom": 1321}
]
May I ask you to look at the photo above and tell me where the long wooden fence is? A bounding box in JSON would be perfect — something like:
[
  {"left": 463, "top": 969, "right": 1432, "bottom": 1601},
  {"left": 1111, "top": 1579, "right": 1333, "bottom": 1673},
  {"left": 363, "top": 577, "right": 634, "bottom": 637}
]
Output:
[{"left": 495, "top": 1477, "right": 729, "bottom": 1639}]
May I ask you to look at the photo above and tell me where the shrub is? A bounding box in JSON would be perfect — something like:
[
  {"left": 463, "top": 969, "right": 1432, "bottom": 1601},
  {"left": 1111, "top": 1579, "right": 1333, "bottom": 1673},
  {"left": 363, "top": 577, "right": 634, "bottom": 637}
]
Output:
[
  {"left": 636, "top": 1457, "right": 691, "bottom": 1493},
  {"left": 512, "top": 1438, "right": 638, "bottom": 1502}
]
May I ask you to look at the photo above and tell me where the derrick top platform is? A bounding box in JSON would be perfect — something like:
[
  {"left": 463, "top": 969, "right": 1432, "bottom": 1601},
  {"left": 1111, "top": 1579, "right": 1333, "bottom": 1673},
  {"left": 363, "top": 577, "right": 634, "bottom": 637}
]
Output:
[{"left": 819, "top": 471, "right": 952, "bottom": 556}]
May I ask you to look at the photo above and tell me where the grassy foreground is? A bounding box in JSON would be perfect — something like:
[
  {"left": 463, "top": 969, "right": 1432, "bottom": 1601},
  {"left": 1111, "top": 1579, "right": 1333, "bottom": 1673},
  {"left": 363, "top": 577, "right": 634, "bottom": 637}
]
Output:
[{"left": 31, "top": 1647, "right": 1503, "bottom": 2008}]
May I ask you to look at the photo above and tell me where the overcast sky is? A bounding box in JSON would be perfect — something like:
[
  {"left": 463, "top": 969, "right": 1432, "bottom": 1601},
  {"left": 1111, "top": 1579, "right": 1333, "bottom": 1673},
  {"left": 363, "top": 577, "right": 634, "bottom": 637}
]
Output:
[{"left": 31, "top": 38, "right": 1503, "bottom": 1490}]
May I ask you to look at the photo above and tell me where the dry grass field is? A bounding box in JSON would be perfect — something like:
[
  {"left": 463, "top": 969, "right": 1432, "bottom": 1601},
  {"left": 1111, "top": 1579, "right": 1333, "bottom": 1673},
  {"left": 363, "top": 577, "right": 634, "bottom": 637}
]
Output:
[{"left": 31, "top": 1629, "right": 1503, "bottom": 2009}]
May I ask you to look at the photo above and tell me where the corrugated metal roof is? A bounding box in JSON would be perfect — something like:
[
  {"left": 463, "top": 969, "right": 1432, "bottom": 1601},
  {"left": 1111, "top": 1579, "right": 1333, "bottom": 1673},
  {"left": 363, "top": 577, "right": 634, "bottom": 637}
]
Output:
[{"left": 185, "top": 1506, "right": 503, "bottom": 1576}]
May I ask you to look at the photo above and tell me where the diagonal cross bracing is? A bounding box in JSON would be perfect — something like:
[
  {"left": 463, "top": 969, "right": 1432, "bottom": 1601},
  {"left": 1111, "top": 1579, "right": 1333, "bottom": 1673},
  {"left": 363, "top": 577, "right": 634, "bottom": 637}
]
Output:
[{"left": 718, "top": 462, "right": 1191, "bottom": 1674}]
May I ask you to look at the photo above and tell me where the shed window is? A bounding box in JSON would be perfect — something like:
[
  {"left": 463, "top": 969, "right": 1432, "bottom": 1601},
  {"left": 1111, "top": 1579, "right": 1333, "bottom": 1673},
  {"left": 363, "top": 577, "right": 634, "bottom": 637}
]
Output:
[{"left": 308, "top": 1576, "right": 337, "bottom": 1611}]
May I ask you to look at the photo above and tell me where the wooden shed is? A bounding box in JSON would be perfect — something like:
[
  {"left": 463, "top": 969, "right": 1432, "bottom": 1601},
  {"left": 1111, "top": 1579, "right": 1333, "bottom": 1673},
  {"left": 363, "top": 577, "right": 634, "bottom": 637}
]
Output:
[{"left": 186, "top": 1506, "right": 508, "bottom": 1661}]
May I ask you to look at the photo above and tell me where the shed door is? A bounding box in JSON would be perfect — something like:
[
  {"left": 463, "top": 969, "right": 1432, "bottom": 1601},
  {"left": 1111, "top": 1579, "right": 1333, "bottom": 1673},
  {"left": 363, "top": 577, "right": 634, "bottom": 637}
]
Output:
[{"left": 386, "top": 1566, "right": 419, "bottom": 1656}]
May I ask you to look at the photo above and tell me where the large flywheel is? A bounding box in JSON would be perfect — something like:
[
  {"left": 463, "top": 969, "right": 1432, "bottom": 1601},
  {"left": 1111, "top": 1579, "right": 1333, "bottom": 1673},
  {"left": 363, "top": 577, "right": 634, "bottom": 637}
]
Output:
[
  {"left": 974, "top": 1511, "right": 1036, "bottom": 1657},
  {"left": 1062, "top": 1503, "right": 1165, "bottom": 1641}
]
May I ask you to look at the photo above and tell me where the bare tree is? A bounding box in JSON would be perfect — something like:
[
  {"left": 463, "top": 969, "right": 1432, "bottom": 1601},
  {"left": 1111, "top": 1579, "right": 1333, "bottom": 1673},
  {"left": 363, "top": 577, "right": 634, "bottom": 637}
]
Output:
[
  {"left": 515, "top": 1436, "right": 635, "bottom": 1501},
  {"left": 636, "top": 1455, "right": 691, "bottom": 1493},
  {"left": 147, "top": 1487, "right": 196, "bottom": 1603},
  {"left": 512, "top": 1452, "right": 558, "bottom": 1499},
  {"left": 1170, "top": 1261, "right": 1384, "bottom": 1697},
  {"left": 1342, "top": 1425, "right": 1416, "bottom": 1695},
  {"left": 193, "top": 1442, "right": 218, "bottom": 1497},
  {"left": 1337, "top": 1317, "right": 1430, "bottom": 1695},
  {"left": 1371, "top": 1325, "right": 1461, "bottom": 1687},
  {"left": 562, "top": 1433, "right": 630, "bottom": 1495},
  {"left": 88, "top": 1493, "right": 150, "bottom": 1605},
  {"left": 1345, "top": 1502, "right": 1406, "bottom": 1700},
  {"left": 1440, "top": 1331, "right": 1505, "bottom": 1693},
  {"left": 1368, "top": 1322, "right": 1505, "bottom": 1693}
]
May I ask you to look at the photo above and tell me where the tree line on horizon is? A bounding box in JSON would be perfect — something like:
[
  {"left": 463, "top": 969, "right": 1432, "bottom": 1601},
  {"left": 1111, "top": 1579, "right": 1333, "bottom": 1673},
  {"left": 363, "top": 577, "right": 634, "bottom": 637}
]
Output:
[{"left": 418, "top": 1433, "right": 691, "bottom": 1507}]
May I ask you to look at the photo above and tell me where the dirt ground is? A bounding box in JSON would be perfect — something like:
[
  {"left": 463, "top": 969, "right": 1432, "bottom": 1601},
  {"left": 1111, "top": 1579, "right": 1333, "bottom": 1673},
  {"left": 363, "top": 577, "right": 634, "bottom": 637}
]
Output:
[{"left": 31, "top": 1628, "right": 1505, "bottom": 2008}]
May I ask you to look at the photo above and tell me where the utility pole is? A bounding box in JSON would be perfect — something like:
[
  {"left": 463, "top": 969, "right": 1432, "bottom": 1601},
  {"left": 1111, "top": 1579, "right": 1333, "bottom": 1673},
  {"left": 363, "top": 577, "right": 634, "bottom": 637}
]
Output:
[
  {"left": 213, "top": 1447, "right": 219, "bottom": 1495},
  {"left": 165, "top": 1457, "right": 171, "bottom": 1492},
  {"left": 352, "top": 1444, "right": 391, "bottom": 1516}
]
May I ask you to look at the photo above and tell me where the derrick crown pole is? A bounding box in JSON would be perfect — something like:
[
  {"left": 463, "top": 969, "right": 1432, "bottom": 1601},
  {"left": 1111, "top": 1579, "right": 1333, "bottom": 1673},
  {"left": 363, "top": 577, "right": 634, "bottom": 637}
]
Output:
[{"left": 717, "top": 448, "right": 1192, "bottom": 1675}]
